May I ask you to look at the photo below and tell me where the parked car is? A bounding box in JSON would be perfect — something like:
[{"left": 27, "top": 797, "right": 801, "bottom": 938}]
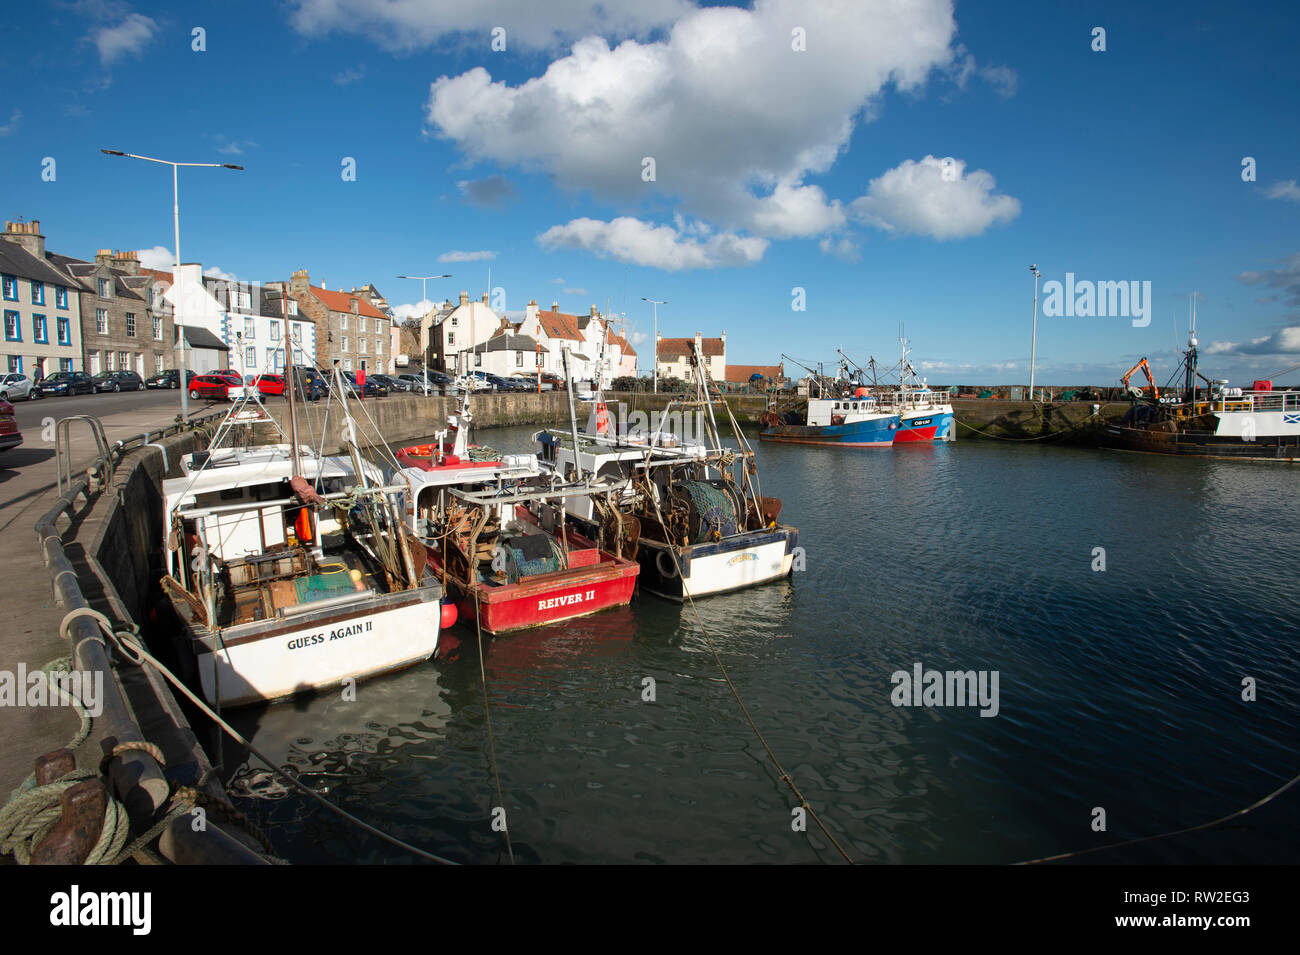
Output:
[
  {"left": 0, "top": 373, "right": 36, "bottom": 401},
  {"left": 0, "top": 399, "right": 21, "bottom": 453},
  {"left": 35, "top": 371, "right": 95, "bottom": 397},
  {"left": 368, "top": 373, "right": 406, "bottom": 393},
  {"left": 340, "top": 370, "right": 389, "bottom": 397},
  {"left": 398, "top": 371, "right": 454, "bottom": 395},
  {"left": 145, "top": 369, "right": 198, "bottom": 390},
  {"left": 91, "top": 370, "right": 144, "bottom": 393},
  {"left": 463, "top": 371, "right": 497, "bottom": 392},
  {"left": 288, "top": 366, "right": 329, "bottom": 401},
  {"left": 487, "top": 373, "right": 528, "bottom": 393},
  {"left": 511, "top": 373, "right": 553, "bottom": 391},
  {"left": 188, "top": 371, "right": 242, "bottom": 401},
  {"left": 252, "top": 373, "right": 287, "bottom": 397}
]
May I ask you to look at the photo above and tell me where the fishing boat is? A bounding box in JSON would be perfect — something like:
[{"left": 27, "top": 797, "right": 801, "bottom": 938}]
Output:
[
  {"left": 395, "top": 393, "right": 640, "bottom": 633},
  {"left": 758, "top": 391, "right": 900, "bottom": 447},
  {"left": 537, "top": 344, "right": 800, "bottom": 601},
  {"left": 159, "top": 365, "right": 447, "bottom": 708},
  {"left": 837, "top": 337, "right": 954, "bottom": 443}
]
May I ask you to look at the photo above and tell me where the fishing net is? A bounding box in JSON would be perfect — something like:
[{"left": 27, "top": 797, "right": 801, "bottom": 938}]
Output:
[
  {"left": 674, "top": 480, "right": 741, "bottom": 543},
  {"left": 499, "top": 533, "right": 568, "bottom": 582}
]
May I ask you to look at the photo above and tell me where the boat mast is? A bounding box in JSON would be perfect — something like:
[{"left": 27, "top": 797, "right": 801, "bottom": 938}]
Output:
[
  {"left": 283, "top": 296, "right": 300, "bottom": 476},
  {"left": 562, "top": 346, "right": 584, "bottom": 480}
]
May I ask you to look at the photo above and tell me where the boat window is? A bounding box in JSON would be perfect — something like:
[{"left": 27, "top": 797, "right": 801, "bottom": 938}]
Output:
[
  {"left": 219, "top": 487, "right": 243, "bottom": 501},
  {"left": 833, "top": 402, "right": 840, "bottom": 410}
]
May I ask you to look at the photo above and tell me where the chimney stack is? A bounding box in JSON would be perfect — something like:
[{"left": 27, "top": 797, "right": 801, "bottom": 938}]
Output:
[
  {"left": 2, "top": 220, "right": 45, "bottom": 258},
  {"left": 459, "top": 291, "right": 469, "bottom": 306}
]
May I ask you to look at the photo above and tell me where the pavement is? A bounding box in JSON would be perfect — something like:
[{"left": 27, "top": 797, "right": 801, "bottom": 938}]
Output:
[{"left": 0, "top": 388, "right": 224, "bottom": 798}]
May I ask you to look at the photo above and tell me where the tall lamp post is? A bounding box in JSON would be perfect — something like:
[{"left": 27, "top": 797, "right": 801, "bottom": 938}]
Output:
[
  {"left": 1028, "top": 264, "right": 1041, "bottom": 403},
  {"left": 397, "top": 273, "right": 451, "bottom": 395},
  {"left": 641, "top": 297, "right": 666, "bottom": 393},
  {"left": 101, "top": 149, "right": 242, "bottom": 420}
]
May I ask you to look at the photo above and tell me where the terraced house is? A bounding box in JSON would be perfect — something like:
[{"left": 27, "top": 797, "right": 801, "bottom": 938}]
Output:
[
  {"left": 282, "top": 269, "right": 391, "bottom": 373},
  {"left": 50, "top": 248, "right": 172, "bottom": 378},
  {"left": 0, "top": 220, "right": 84, "bottom": 378}
]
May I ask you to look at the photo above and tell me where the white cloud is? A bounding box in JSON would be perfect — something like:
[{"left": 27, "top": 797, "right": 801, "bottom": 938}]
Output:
[
  {"left": 203, "top": 266, "right": 238, "bottom": 282},
  {"left": 392, "top": 299, "right": 436, "bottom": 322},
  {"left": 334, "top": 65, "right": 365, "bottom": 86},
  {"left": 562, "top": 287, "right": 588, "bottom": 296},
  {"left": 1237, "top": 252, "right": 1300, "bottom": 305},
  {"left": 538, "top": 216, "right": 767, "bottom": 271},
  {"left": 288, "top": 0, "right": 692, "bottom": 51},
  {"left": 819, "top": 236, "right": 861, "bottom": 262},
  {"left": 424, "top": 0, "right": 959, "bottom": 238},
  {"left": 1265, "top": 180, "right": 1300, "bottom": 204},
  {"left": 0, "top": 110, "right": 20, "bottom": 136},
  {"left": 92, "top": 12, "right": 157, "bottom": 66},
  {"left": 438, "top": 250, "right": 497, "bottom": 262},
  {"left": 550, "top": 277, "right": 565, "bottom": 285},
  {"left": 457, "top": 175, "right": 517, "bottom": 207},
  {"left": 137, "top": 246, "right": 175, "bottom": 270},
  {"left": 850, "top": 155, "right": 1021, "bottom": 240},
  {"left": 948, "top": 45, "right": 1018, "bottom": 98},
  {"left": 1206, "top": 326, "right": 1300, "bottom": 356}
]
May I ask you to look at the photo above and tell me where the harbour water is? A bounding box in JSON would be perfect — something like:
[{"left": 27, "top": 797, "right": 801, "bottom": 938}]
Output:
[{"left": 220, "top": 428, "right": 1300, "bottom": 864}]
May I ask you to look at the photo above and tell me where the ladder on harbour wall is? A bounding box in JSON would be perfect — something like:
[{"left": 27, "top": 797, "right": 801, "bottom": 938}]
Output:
[{"left": 55, "top": 415, "right": 115, "bottom": 497}]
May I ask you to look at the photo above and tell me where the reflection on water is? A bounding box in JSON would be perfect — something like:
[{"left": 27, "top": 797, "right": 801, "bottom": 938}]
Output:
[{"left": 228, "top": 427, "right": 1300, "bottom": 864}]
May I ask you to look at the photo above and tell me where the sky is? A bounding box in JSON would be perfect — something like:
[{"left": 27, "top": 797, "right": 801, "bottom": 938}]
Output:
[{"left": 1, "top": 0, "right": 1298, "bottom": 385}]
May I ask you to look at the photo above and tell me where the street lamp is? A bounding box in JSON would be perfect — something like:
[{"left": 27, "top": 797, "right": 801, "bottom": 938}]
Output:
[
  {"left": 397, "top": 273, "right": 452, "bottom": 395},
  {"left": 641, "top": 297, "right": 666, "bottom": 393},
  {"left": 1028, "top": 264, "right": 1041, "bottom": 403},
  {"left": 101, "top": 149, "right": 243, "bottom": 420}
]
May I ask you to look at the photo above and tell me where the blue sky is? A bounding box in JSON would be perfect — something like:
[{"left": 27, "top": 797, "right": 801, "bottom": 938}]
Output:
[{"left": 2, "top": 0, "right": 1298, "bottom": 385}]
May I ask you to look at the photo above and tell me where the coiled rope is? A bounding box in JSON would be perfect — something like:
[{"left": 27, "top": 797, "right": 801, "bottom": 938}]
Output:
[{"left": 64, "top": 607, "right": 459, "bottom": 865}]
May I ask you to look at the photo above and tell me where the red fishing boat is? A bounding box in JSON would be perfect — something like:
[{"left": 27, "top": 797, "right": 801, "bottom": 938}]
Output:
[{"left": 395, "top": 402, "right": 638, "bottom": 634}]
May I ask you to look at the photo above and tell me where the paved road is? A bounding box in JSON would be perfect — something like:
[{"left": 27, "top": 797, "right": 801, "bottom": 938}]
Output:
[{"left": 7, "top": 386, "right": 228, "bottom": 433}]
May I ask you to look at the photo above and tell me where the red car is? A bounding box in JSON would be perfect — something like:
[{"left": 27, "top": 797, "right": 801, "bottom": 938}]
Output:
[
  {"left": 252, "top": 373, "right": 286, "bottom": 397},
  {"left": 0, "top": 400, "right": 22, "bottom": 453},
  {"left": 188, "top": 371, "right": 242, "bottom": 401}
]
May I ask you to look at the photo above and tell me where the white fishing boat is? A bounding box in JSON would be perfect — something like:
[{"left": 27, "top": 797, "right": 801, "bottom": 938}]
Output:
[
  {"left": 159, "top": 365, "right": 445, "bottom": 707},
  {"left": 535, "top": 344, "right": 799, "bottom": 602}
]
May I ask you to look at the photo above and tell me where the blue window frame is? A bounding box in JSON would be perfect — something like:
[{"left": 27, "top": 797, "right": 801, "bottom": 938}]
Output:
[
  {"left": 56, "top": 317, "right": 70, "bottom": 346},
  {"left": 55, "top": 286, "right": 68, "bottom": 309},
  {"left": 6, "top": 355, "right": 21, "bottom": 374},
  {"left": 33, "top": 314, "right": 47, "bottom": 344},
  {"left": 3, "top": 310, "right": 19, "bottom": 341},
  {"left": 1, "top": 275, "right": 16, "bottom": 301},
  {"left": 30, "top": 281, "right": 44, "bottom": 305}
]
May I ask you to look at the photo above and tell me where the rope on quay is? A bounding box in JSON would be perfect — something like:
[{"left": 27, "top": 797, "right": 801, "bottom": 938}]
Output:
[
  {"left": 645, "top": 470, "right": 854, "bottom": 865},
  {"left": 472, "top": 590, "right": 516, "bottom": 864},
  {"left": 63, "top": 607, "right": 459, "bottom": 865},
  {"left": 1015, "top": 768, "right": 1300, "bottom": 865}
]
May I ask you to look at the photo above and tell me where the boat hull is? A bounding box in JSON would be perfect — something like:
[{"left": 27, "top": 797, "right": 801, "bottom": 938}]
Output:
[
  {"left": 1099, "top": 424, "right": 1300, "bottom": 460},
  {"left": 186, "top": 587, "right": 444, "bottom": 708},
  {"left": 760, "top": 415, "right": 898, "bottom": 447},
  {"left": 635, "top": 527, "right": 798, "bottom": 601},
  {"left": 894, "top": 410, "right": 954, "bottom": 443}
]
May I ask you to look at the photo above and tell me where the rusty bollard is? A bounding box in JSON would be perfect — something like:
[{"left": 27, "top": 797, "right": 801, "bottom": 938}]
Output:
[
  {"left": 34, "top": 748, "right": 77, "bottom": 786},
  {"left": 31, "top": 780, "right": 108, "bottom": 865}
]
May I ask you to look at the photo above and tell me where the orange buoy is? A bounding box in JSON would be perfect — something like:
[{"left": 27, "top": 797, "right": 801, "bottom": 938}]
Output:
[
  {"left": 440, "top": 601, "right": 458, "bottom": 629},
  {"left": 295, "top": 507, "right": 314, "bottom": 544}
]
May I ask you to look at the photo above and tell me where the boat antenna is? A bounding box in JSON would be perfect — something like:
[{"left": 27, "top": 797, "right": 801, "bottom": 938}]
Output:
[{"left": 562, "top": 346, "right": 584, "bottom": 481}]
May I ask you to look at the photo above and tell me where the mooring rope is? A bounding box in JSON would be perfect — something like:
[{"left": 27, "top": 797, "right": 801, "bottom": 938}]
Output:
[
  {"left": 1015, "top": 769, "right": 1300, "bottom": 864},
  {"left": 66, "top": 607, "right": 458, "bottom": 865},
  {"left": 471, "top": 588, "right": 516, "bottom": 864},
  {"left": 643, "top": 463, "right": 854, "bottom": 864}
]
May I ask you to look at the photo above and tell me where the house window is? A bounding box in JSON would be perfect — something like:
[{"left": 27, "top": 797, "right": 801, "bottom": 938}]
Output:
[
  {"left": 341, "top": 336, "right": 349, "bottom": 352},
  {"left": 3, "top": 310, "right": 19, "bottom": 341},
  {"left": 377, "top": 321, "right": 385, "bottom": 337},
  {"left": 516, "top": 351, "right": 523, "bottom": 366},
  {"left": 475, "top": 352, "right": 482, "bottom": 367},
  {"left": 342, "top": 358, "right": 352, "bottom": 371},
  {"left": 31, "top": 281, "right": 44, "bottom": 305},
  {"left": 448, "top": 332, "right": 455, "bottom": 345},
  {"left": 360, "top": 316, "right": 367, "bottom": 332},
  {"left": 153, "top": 317, "right": 162, "bottom": 340},
  {"left": 245, "top": 346, "right": 256, "bottom": 368},
  {"left": 360, "top": 337, "right": 367, "bottom": 354},
  {"left": 288, "top": 300, "right": 297, "bottom": 316},
  {"left": 60, "top": 358, "right": 72, "bottom": 372},
  {"left": 6, "top": 355, "right": 20, "bottom": 373},
  {"left": 1, "top": 275, "right": 16, "bottom": 300},
  {"left": 105, "top": 351, "right": 115, "bottom": 371},
  {"left": 244, "top": 317, "right": 255, "bottom": 339},
  {"left": 55, "top": 286, "right": 68, "bottom": 309},
  {"left": 340, "top": 314, "right": 348, "bottom": 330},
  {"left": 451, "top": 317, "right": 457, "bottom": 327},
  {"left": 291, "top": 324, "right": 301, "bottom": 342},
  {"left": 126, "top": 313, "right": 136, "bottom": 337},
  {"left": 34, "top": 315, "right": 47, "bottom": 343},
  {"left": 274, "top": 349, "right": 285, "bottom": 371},
  {"left": 269, "top": 323, "right": 281, "bottom": 341},
  {"left": 118, "top": 351, "right": 128, "bottom": 371},
  {"left": 95, "top": 309, "right": 107, "bottom": 334},
  {"left": 97, "top": 278, "right": 111, "bottom": 298},
  {"left": 236, "top": 290, "right": 251, "bottom": 310},
  {"left": 154, "top": 354, "right": 164, "bottom": 374}
]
